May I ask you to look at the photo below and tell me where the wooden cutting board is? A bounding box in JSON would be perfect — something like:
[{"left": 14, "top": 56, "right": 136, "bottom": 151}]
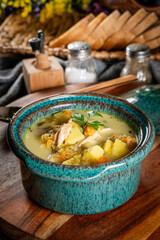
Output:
[{"left": 0, "top": 76, "right": 160, "bottom": 240}]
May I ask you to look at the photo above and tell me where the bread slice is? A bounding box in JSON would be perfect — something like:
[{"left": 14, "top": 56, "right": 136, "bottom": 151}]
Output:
[
  {"left": 49, "top": 13, "right": 94, "bottom": 48},
  {"left": 114, "top": 30, "right": 135, "bottom": 49},
  {"left": 101, "top": 9, "right": 148, "bottom": 50},
  {"left": 123, "top": 8, "right": 148, "bottom": 32},
  {"left": 113, "top": 10, "right": 159, "bottom": 49},
  {"left": 134, "top": 24, "right": 160, "bottom": 43},
  {"left": 119, "top": 12, "right": 159, "bottom": 48},
  {"left": 102, "top": 11, "right": 131, "bottom": 50},
  {"left": 81, "top": 12, "right": 107, "bottom": 42},
  {"left": 102, "top": 30, "right": 133, "bottom": 50},
  {"left": 85, "top": 10, "right": 120, "bottom": 50},
  {"left": 133, "top": 34, "right": 145, "bottom": 44},
  {"left": 146, "top": 37, "right": 160, "bottom": 49},
  {"left": 131, "top": 12, "right": 158, "bottom": 37}
]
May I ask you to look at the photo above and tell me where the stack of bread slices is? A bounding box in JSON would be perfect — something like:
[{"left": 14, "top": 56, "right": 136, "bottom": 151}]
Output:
[{"left": 49, "top": 9, "right": 160, "bottom": 51}]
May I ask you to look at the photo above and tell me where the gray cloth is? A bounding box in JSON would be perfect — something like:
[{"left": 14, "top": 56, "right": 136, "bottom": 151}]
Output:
[
  {"left": 0, "top": 73, "right": 23, "bottom": 106},
  {"left": 0, "top": 62, "right": 22, "bottom": 96},
  {"left": 0, "top": 56, "right": 160, "bottom": 106}
]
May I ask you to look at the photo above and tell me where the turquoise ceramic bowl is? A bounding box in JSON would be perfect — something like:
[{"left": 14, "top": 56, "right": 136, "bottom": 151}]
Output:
[{"left": 7, "top": 93, "right": 155, "bottom": 215}]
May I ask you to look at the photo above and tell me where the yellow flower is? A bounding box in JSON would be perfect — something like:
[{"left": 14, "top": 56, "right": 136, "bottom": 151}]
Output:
[
  {"left": 54, "top": 0, "right": 67, "bottom": 15},
  {"left": 24, "top": 0, "right": 31, "bottom": 4},
  {"left": 45, "top": 2, "right": 54, "bottom": 19},
  {"left": 41, "top": 0, "right": 47, "bottom": 3},
  {"left": 13, "top": 1, "right": 20, "bottom": 8},
  {"left": 40, "top": 9, "right": 46, "bottom": 23},
  {"left": 20, "top": 1, "right": 27, "bottom": 8},
  {"left": 21, "top": 11, "right": 28, "bottom": 18},
  {"left": 8, "top": 1, "right": 13, "bottom": 6},
  {"left": 2, "top": 0, "right": 8, "bottom": 4},
  {"left": 21, "top": 5, "right": 32, "bottom": 18}
]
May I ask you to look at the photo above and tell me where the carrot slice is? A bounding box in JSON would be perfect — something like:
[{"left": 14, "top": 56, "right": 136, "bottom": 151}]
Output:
[
  {"left": 64, "top": 110, "right": 71, "bottom": 115},
  {"left": 96, "top": 156, "right": 110, "bottom": 164},
  {"left": 122, "top": 136, "right": 131, "bottom": 143},
  {"left": 114, "top": 133, "right": 119, "bottom": 138},
  {"left": 84, "top": 125, "right": 96, "bottom": 136},
  {"left": 46, "top": 139, "right": 53, "bottom": 148},
  {"left": 58, "top": 150, "right": 73, "bottom": 161}
]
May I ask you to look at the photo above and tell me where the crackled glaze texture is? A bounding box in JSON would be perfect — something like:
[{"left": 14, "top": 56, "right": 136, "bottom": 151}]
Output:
[
  {"left": 8, "top": 93, "right": 155, "bottom": 214},
  {"left": 124, "top": 85, "right": 160, "bottom": 135}
]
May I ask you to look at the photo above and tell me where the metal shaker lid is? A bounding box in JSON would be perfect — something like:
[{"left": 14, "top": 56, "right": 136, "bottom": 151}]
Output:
[
  {"left": 126, "top": 44, "right": 150, "bottom": 59},
  {"left": 67, "top": 41, "right": 91, "bottom": 58}
]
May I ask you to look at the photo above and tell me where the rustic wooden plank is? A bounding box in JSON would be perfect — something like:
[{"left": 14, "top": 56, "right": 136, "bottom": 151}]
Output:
[
  {"left": 112, "top": 204, "right": 160, "bottom": 240},
  {"left": 148, "top": 227, "right": 160, "bottom": 240}
]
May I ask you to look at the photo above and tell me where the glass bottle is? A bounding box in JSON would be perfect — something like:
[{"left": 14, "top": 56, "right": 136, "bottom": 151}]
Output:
[
  {"left": 120, "top": 44, "right": 152, "bottom": 84},
  {"left": 65, "top": 41, "right": 97, "bottom": 84}
]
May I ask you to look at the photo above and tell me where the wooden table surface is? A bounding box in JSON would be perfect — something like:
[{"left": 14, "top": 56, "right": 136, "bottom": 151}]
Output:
[{"left": 0, "top": 80, "right": 160, "bottom": 240}]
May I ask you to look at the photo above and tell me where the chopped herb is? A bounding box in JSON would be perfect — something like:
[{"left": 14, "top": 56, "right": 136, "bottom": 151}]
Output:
[
  {"left": 72, "top": 111, "right": 107, "bottom": 133},
  {"left": 90, "top": 121, "right": 105, "bottom": 130},
  {"left": 87, "top": 110, "right": 103, "bottom": 118},
  {"left": 72, "top": 113, "right": 85, "bottom": 124}
]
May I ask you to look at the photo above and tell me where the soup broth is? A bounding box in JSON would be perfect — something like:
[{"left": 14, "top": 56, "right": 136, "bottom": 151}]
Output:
[{"left": 24, "top": 110, "right": 137, "bottom": 165}]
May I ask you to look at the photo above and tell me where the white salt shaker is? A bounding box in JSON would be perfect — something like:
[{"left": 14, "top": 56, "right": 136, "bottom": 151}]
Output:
[{"left": 65, "top": 41, "right": 97, "bottom": 84}]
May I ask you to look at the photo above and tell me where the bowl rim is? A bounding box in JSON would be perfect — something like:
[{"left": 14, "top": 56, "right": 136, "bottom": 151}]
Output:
[{"left": 7, "top": 92, "right": 155, "bottom": 180}]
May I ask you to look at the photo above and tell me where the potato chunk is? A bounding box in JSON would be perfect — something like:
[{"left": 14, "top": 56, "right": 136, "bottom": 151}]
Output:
[
  {"left": 103, "top": 139, "right": 113, "bottom": 157},
  {"left": 83, "top": 145, "right": 104, "bottom": 163},
  {"left": 112, "top": 139, "right": 129, "bottom": 159},
  {"left": 103, "top": 139, "right": 129, "bottom": 160},
  {"left": 65, "top": 122, "right": 85, "bottom": 145}
]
